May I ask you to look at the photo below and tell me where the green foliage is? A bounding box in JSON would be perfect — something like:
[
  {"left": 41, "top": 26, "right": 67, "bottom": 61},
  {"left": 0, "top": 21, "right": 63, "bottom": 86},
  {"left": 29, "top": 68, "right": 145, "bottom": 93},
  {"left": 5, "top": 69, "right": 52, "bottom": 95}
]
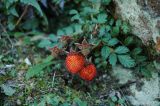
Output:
[
  {"left": 28, "top": 89, "right": 88, "bottom": 106},
  {"left": 96, "top": 13, "right": 107, "bottom": 24},
  {"left": 20, "top": 0, "right": 43, "bottom": 16},
  {"left": 108, "top": 38, "right": 119, "bottom": 46},
  {"left": 37, "top": 94, "right": 63, "bottom": 106},
  {"left": 124, "top": 36, "right": 134, "bottom": 46},
  {"left": 100, "top": 45, "right": 134, "bottom": 67},
  {"left": 101, "top": 46, "right": 111, "bottom": 59},
  {"left": 0, "top": 0, "right": 156, "bottom": 105},
  {"left": 2, "top": 0, "right": 150, "bottom": 69},
  {"left": 118, "top": 55, "right": 135, "bottom": 68},
  {"left": 121, "top": 22, "right": 130, "bottom": 34},
  {"left": 140, "top": 67, "right": 152, "bottom": 78},
  {"left": 38, "top": 39, "right": 52, "bottom": 48},
  {"left": 26, "top": 56, "right": 54, "bottom": 79},
  {"left": 66, "top": 0, "right": 133, "bottom": 68},
  {"left": 115, "top": 46, "right": 129, "bottom": 54},
  {"left": 102, "top": 0, "right": 111, "bottom": 5},
  {"left": 4, "top": 0, "right": 43, "bottom": 16},
  {"left": 109, "top": 53, "right": 117, "bottom": 66},
  {"left": 56, "top": 24, "right": 83, "bottom": 36},
  {"left": 74, "top": 98, "right": 87, "bottom": 106}
]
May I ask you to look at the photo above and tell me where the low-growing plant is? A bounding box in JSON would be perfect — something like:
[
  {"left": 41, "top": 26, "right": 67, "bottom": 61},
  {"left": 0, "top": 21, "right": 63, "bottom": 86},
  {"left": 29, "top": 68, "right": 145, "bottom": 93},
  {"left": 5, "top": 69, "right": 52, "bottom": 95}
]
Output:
[{"left": 0, "top": 0, "right": 157, "bottom": 105}]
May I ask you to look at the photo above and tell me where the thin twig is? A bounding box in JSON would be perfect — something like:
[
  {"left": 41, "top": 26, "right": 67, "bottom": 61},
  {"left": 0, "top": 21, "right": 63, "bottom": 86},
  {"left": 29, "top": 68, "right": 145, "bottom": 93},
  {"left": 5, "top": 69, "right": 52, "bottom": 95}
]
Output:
[{"left": 15, "top": 5, "right": 29, "bottom": 27}]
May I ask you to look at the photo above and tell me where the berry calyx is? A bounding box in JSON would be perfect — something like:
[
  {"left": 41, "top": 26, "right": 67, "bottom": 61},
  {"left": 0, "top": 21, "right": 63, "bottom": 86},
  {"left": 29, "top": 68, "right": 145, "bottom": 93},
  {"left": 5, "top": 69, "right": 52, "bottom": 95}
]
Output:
[{"left": 49, "top": 46, "right": 62, "bottom": 58}]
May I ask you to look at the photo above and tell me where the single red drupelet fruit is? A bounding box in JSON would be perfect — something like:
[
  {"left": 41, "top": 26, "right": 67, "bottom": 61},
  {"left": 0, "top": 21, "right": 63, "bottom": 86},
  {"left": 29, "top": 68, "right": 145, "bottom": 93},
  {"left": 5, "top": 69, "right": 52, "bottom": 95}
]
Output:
[
  {"left": 65, "top": 52, "right": 85, "bottom": 74},
  {"left": 79, "top": 64, "right": 96, "bottom": 81}
]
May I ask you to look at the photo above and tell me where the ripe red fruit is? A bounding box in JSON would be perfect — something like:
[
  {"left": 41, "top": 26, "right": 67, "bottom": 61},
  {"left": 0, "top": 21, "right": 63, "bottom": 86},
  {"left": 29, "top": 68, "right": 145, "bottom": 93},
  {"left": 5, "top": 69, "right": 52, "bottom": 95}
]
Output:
[
  {"left": 79, "top": 64, "right": 96, "bottom": 81},
  {"left": 65, "top": 52, "right": 85, "bottom": 74}
]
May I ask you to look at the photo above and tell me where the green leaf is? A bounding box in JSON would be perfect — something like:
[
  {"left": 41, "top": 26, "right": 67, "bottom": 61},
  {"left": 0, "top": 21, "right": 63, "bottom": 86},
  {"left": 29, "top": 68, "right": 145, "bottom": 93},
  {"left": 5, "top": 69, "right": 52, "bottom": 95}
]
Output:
[
  {"left": 92, "top": 18, "right": 98, "bottom": 23},
  {"left": 118, "top": 98, "right": 125, "bottom": 104},
  {"left": 132, "top": 48, "right": 142, "bottom": 55},
  {"left": 99, "top": 26, "right": 106, "bottom": 36},
  {"left": 26, "top": 62, "right": 53, "bottom": 79},
  {"left": 102, "top": 37, "right": 109, "bottom": 43},
  {"left": 124, "top": 36, "right": 133, "bottom": 45},
  {"left": 105, "top": 25, "right": 111, "bottom": 32},
  {"left": 4, "top": 0, "right": 17, "bottom": 8},
  {"left": 108, "top": 38, "right": 119, "bottom": 46},
  {"left": 20, "top": 0, "right": 43, "bottom": 16},
  {"left": 118, "top": 55, "right": 135, "bottom": 68},
  {"left": 112, "top": 26, "right": 119, "bottom": 36},
  {"left": 82, "top": 7, "right": 98, "bottom": 15},
  {"left": 1, "top": 84, "right": 16, "bottom": 96},
  {"left": 91, "top": 0, "right": 101, "bottom": 11},
  {"left": 140, "top": 68, "right": 152, "bottom": 78},
  {"left": 69, "top": 9, "right": 78, "bottom": 15},
  {"left": 95, "top": 58, "right": 101, "bottom": 64},
  {"left": 71, "top": 14, "right": 81, "bottom": 22},
  {"left": 134, "top": 56, "right": 147, "bottom": 63},
  {"left": 26, "top": 56, "right": 53, "bottom": 79},
  {"left": 8, "top": 21, "right": 15, "bottom": 31},
  {"left": 9, "top": 6, "right": 19, "bottom": 17},
  {"left": 109, "top": 18, "right": 114, "bottom": 25},
  {"left": 121, "top": 22, "right": 129, "bottom": 34},
  {"left": 14, "top": 32, "right": 25, "bottom": 38},
  {"left": 49, "top": 34, "right": 58, "bottom": 42},
  {"left": 102, "top": 0, "right": 111, "bottom": 5},
  {"left": 111, "top": 96, "right": 117, "bottom": 102},
  {"left": 89, "top": 0, "right": 101, "bottom": 3},
  {"left": 109, "top": 53, "right": 117, "bottom": 66},
  {"left": 62, "top": 103, "right": 70, "bottom": 106},
  {"left": 116, "top": 19, "right": 122, "bottom": 27},
  {"left": 57, "top": 29, "right": 65, "bottom": 36},
  {"left": 115, "top": 46, "right": 129, "bottom": 54},
  {"left": 64, "top": 26, "right": 74, "bottom": 35},
  {"left": 97, "top": 13, "right": 107, "bottom": 24},
  {"left": 103, "top": 33, "right": 111, "bottom": 42},
  {"left": 101, "top": 46, "right": 111, "bottom": 59},
  {"left": 38, "top": 39, "right": 52, "bottom": 48},
  {"left": 74, "top": 24, "right": 83, "bottom": 34},
  {"left": 46, "top": 95, "right": 61, "bottom": 105},
  {"left": 22, "top": 18, "right": 39, "bottom": 30},
  {"left": 23, "top": 36, "right": 31, "bottom": 45},
  {"left": 43, "top": 55, "right": 54, "bottom": 63}
]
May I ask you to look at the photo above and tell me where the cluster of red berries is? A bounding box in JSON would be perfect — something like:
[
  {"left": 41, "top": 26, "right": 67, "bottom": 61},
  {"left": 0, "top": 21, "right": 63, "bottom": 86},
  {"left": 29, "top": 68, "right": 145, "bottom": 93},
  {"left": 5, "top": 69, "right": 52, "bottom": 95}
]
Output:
[{"left": 65, "top": 52, "right": 96, "bottom": 81}]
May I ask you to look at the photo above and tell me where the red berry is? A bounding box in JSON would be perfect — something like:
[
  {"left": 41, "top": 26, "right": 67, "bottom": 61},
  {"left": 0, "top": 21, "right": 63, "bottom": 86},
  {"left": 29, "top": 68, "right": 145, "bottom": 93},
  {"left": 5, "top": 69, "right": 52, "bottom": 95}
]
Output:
[
  {"left": 65, "top": 52, "right": 85, "bottom": 74},
  {"left": 79, "top": 64, "right": 96, "bottom": 81}
]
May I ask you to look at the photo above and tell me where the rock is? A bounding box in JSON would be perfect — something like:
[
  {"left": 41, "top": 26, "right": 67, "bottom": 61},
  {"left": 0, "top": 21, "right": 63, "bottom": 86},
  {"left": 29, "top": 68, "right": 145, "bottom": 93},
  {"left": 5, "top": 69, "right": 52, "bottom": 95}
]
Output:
[
  {"left": 112, "top": 65, "right": 135, "bottom": 84},
  {"left": 113, "top": 0, "right": 160, "bottom": 44},
  {"left": 112, "top": 65, "right": 160, "bottom": 106},
  {"left": 127, "top": 72, "right": 160, "bottom": 106}
]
